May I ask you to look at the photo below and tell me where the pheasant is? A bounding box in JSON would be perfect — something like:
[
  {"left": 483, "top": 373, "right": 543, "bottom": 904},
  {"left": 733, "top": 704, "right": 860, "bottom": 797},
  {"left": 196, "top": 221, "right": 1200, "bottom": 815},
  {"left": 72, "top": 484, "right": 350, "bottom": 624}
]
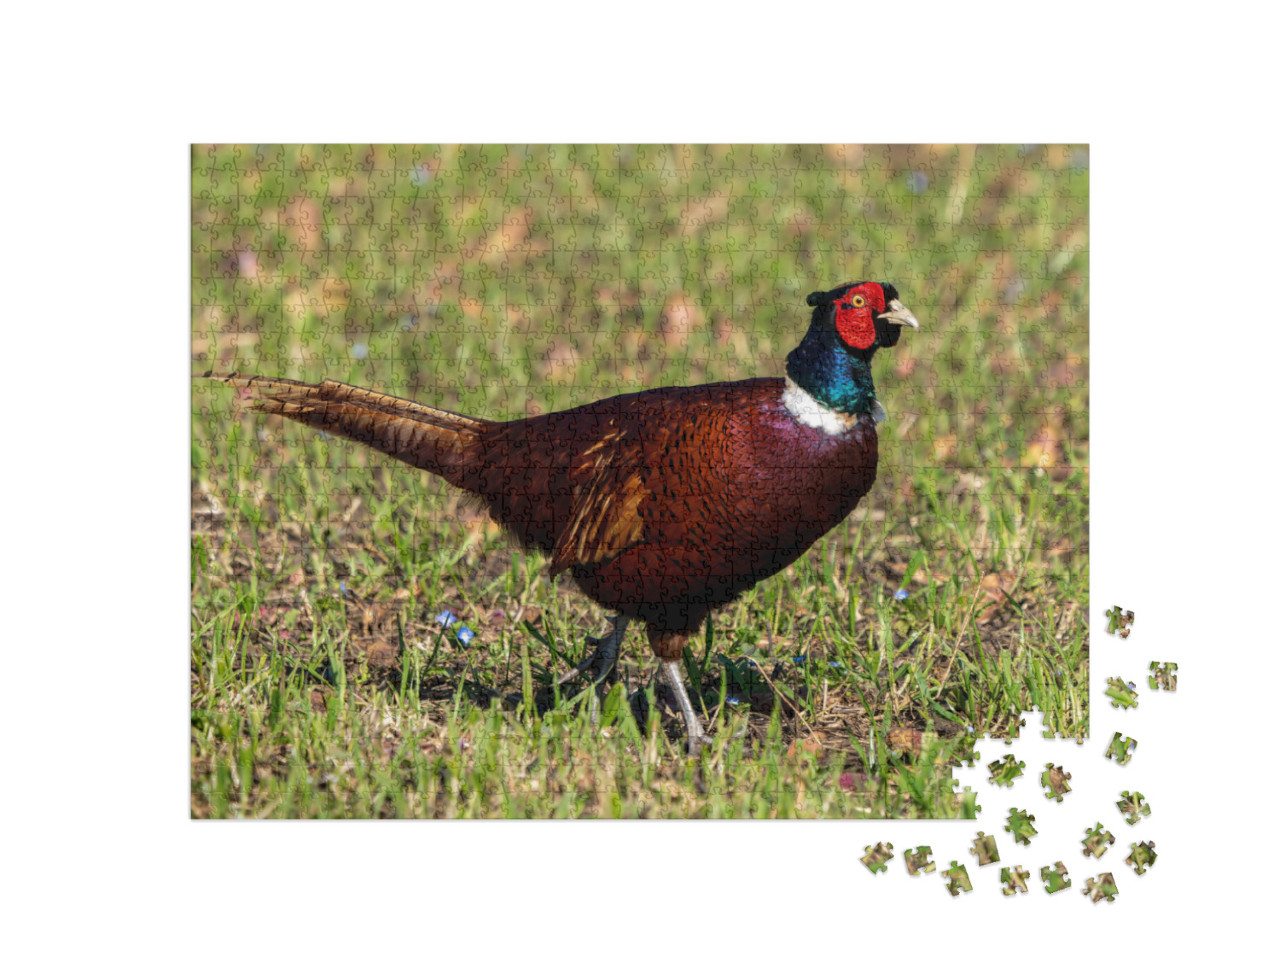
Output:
[{"left": 202, "top": 281, "right": 917, "bottom": 753}]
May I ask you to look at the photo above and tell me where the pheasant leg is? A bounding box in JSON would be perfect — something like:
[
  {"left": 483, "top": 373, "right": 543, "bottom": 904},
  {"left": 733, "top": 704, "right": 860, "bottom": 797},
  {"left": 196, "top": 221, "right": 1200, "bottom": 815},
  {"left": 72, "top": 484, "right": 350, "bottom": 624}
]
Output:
[
  {"left": 556, "top": 615, "right": 630, "bottom": 688},
  {"left": 661, "top": 659, "right": 712, "bottom": 755}
]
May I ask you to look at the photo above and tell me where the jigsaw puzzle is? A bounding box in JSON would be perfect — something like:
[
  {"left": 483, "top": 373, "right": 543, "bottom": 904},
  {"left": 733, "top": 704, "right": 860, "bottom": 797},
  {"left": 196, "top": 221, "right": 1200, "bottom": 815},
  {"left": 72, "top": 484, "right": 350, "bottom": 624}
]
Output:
[
  {"left": 1083, "top": 873, "right": 1119, "bottom": 903},
  {"left": 1041, "top": 862, "right": 1071, "bottom": 894},
  {"left": 1149, "top": 662, "right": 1178, "bottom": 691},
  {"left": 943, "top": 861, "right": 973, "bottom": 896},
  {"left": 1004, "top": 808, "right": 1039, "bottom": 845},
  {"left": 190, "top": 144, "right": 1089, "bottom": 818},
  {"left": 1117, "top": 791, "right": 1151, "bottom": 825},
  {"left": 1104, "top": 676, "right": 1139, "bottom": 710},
  {"left": 861, "top": 842, "right": 894, "bottom": 874},
  {"left": 1000, "top": 865, "right": 1030, "bottom": 895},
  {"left": 950, "top": 703, "right": 1177, "bottom": 909},
  {"left": 970, "top": 831, "right": 1000, "bottom": 866},
  {"left": 1105, "top": 606, "right": 1134, "bottom": 637},
  {"left": 1126, "top": 841, "right": 1157, "bottom": 875},
  {"left": 904, "top": 847, "right": 936, "bottom": 876},
  {"left": 988, "top": 753, "right": 1026, "bottom": 786},
  {"left": 1041, "top": 763, "right": 1073, "bottom": 802},
  {"left": 1081, "top": 822, "right": 1115, "bottom": 858},
  {"left": 1106, "top": 732, "right": 1139, "bottom": 765}
]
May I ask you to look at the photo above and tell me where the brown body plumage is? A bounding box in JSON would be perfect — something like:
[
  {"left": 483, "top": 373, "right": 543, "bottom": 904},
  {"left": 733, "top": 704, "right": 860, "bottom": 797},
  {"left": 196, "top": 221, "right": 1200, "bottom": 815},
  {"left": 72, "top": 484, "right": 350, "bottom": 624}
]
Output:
[{"left": 204, "top": 281, "right": 916, "bottom": 752}]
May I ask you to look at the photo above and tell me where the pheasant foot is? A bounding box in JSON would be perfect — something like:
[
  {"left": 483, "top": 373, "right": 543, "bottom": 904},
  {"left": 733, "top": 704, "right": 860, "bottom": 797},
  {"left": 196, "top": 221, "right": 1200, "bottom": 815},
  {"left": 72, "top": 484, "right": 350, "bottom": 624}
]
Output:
[
  {"left": 661, "top": 659, "right": 713, "bottom": 755},
  {"left": 556, "top": 615, "right": 630, "bottom": 689}
]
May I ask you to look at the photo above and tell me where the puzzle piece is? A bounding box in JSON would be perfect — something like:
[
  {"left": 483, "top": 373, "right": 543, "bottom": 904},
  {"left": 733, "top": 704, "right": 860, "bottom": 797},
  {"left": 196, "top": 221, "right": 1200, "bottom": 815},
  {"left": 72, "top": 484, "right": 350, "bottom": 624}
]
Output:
[
  {"left": 1126, "top": 841, "right": 1157, "bottom": 875},
  {"left": 904, "top": 846, "right": 936, "bottom": 875},
  {"left": 1081, "top": 822, "right": 1115, "bottom": 858},
  {"left": 860, "top": 842, "right": 894, "bottom": 874},
  {"left": 954, "top": 787, "right": 982, "bottom": 817},
  {"left": 1083, "top": 873, "right": 1118, "bottom": 903},
  {"left": 1105, "top": 732, "right": 1138, "bottom": 765},
  {"left": 1104, "top": 676, "right": 1139, "bottom": 710},
  {"left": 987, "top": 753, "right": 1026, "bottom": 786},
  {"left": 1003, "top": 714, "right": 1027, "bottom": 745},
  {"left": 1105, "top": 606, "right": 1134, "bottom": 637},
  {"left": 943, "top": 861, "right": 972, "bottom": 896},
  {"left": 1001, "top": 865, "right": 1030, "bottom": 895},
  {"left": 1041, "top": 763, "right": 1072, "bottom": 802},
  {"left": 1041, "top": 862, "right": 1071, "bottom": 894},
  {"left": 1149, "top": 661, "right": 1177, "bottom": 691},
  {"left": 1004, "top": 807, "right": 1038, "bottom": 845},
  {"left": 970, "top": 831, "right": 1000, "bottom": 866},
  {"left": 1117, "top": 791, "right": 1151, "bottom": 825}
]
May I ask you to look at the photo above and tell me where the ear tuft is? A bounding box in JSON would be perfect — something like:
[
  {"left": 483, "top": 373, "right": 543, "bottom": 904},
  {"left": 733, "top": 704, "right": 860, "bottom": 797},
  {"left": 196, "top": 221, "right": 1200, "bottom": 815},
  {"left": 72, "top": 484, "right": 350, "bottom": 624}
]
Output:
[{"left": 806, "top": 291, "right": 824, "bottom": 307}]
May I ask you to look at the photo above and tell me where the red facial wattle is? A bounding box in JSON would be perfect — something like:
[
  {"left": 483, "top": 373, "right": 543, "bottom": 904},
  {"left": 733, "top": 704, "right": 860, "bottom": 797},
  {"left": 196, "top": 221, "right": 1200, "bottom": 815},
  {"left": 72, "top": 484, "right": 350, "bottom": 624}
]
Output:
[{"left": 833, "top": 285, "right": 886, "bottom": 350}]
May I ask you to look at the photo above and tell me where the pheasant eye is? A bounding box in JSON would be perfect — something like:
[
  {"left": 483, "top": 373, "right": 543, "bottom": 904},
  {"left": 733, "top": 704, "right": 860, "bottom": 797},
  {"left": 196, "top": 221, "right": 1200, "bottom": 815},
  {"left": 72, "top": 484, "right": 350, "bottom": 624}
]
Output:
[{"left": 851, "top": 295, "right": 865, "bottom": 307}]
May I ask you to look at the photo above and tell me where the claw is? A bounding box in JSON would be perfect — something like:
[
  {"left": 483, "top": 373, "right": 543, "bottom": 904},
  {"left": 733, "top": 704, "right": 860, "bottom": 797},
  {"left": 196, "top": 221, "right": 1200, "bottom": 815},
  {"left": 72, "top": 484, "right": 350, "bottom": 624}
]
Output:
[{"left": 556, "top": 615, "right": 630, "bottom": 688}]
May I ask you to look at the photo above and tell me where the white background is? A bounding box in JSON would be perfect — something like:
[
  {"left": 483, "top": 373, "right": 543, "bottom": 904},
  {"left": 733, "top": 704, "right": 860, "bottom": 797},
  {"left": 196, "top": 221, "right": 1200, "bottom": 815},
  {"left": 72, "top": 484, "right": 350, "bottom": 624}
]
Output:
[{"left": 3, "top": 1, "right": 1275, "bottom": 958}]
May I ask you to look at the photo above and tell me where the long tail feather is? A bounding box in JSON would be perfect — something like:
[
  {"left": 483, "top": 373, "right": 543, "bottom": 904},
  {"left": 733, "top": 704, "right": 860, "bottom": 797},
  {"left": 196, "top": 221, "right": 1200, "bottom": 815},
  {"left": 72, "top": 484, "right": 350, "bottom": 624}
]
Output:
[{"left": 201, "top": 373, "right": 490, "bottom": 488}]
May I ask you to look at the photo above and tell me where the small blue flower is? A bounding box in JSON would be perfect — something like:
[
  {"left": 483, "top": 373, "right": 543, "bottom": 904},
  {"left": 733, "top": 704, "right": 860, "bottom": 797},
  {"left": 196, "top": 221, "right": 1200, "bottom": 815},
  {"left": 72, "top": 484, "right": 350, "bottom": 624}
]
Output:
[
  {"left": 456, "top": 626, "right": 475, "bottom": 646},
  {"left": 725, "top": 696, "right": 740, "bottom": 706},
  {"left": 339, "top": 580, "right": 350, "bottom": 597},
  {"left": 793, "top": 655, "right": 808, "bottom": 665},
  {"left": 894, "top": 589, "right": 910, "bottom": 601},
  {"left": 435, "top": 610, "right": 457, "bottom": 627},
  {"left": 828, "top": 662, "right": 842, "bottom": 668}
]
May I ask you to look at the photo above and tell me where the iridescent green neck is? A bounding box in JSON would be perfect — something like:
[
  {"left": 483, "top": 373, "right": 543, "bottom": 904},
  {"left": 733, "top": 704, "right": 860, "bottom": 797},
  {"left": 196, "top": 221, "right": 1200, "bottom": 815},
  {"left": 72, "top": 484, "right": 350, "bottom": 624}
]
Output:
[{"left": 785, "top": 326, "right": 878, "bottom": 416}]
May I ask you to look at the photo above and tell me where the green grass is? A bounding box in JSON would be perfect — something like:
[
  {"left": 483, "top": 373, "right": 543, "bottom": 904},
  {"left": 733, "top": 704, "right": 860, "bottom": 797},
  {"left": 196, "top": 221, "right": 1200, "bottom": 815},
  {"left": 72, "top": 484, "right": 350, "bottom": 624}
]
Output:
[{"left": 190, "top": 144, "right": 1088, "bottom": 818}]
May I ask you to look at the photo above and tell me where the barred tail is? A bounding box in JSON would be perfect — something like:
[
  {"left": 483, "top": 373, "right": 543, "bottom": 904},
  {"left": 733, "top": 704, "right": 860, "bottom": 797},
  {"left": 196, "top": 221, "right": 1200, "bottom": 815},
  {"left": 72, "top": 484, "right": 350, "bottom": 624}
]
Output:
[{"left": 202, "top": 373, "right": 490, "bottom": 490}]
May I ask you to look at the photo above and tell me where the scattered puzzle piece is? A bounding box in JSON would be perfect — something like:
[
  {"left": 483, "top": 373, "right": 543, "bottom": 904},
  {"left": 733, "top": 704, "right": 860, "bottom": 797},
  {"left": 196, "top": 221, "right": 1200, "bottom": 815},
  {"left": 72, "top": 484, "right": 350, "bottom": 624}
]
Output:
[
  {"left": 1081, "top": 822, "right": 1115, "bottom": 858},
  {"left": 1083, "top": 873, "right": 1118, "bottom": 903},
  {"left": 1105, "top": 732, "right": 1138, "bottom": 765},
  {"left": 1126, "top": 841, "right": 1157, "bottom": 875},
  {"left": 1005, "top": 807, "right": 1038, "bottom": 845},
  {"left": 904, "top": 846, "right": 936, "bottom": 876},
  {"left": 988, "top": 753, "right": 1026, "bottom": 786},
  {"left": 1105, "top": 606, "right": 1134, "bottom": 637},
  {"left": 1117, "top": 791, "right": 1151, "bottom": 825},
  {"left": 1148, "top": 661, "right": 1177, "bottom": 691},
  {"left": 1105, "top": 676, "right": 1139, "bottom": 710},
  {"left": 1001, "top": 865, "right": 1030, "bottom": 895},
  {"left": 943, "top": 861, "right": 972, "bottom": 896},
  {"left": 970, "top": 831, "right": 1000, "bottom": 866},
  {"left": 1041, "top": 862, "right": 1071, "bottom": 894},
  {"left": 1041, "top": 763, "right": 1072, "bottom": 802},
  {"left": 860, "top": 842, "right": 894, "bottom": 874}
]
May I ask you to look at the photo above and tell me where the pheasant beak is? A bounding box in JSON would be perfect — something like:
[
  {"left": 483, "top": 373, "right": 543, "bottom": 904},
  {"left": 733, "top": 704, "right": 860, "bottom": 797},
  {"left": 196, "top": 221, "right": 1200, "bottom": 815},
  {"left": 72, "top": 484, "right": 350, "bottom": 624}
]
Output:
[{"left": 877, "top": 300, "right": 920, "bottom": 329}]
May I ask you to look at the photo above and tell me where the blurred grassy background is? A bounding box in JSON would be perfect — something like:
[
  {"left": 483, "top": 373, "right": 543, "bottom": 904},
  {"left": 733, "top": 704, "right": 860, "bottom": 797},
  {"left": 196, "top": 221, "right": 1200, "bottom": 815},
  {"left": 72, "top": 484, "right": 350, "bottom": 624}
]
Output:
[{"left": 191, "top": 145, "right": 1087, "bottom": 817}]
